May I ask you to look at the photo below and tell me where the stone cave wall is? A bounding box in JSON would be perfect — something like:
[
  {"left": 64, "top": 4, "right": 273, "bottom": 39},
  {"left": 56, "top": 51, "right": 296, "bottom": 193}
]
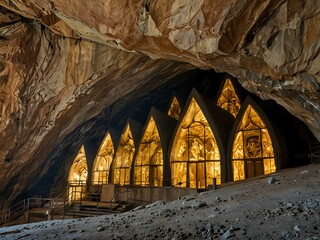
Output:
[{"left": 0, "top": 0, "right": 319, "bottom": 208}]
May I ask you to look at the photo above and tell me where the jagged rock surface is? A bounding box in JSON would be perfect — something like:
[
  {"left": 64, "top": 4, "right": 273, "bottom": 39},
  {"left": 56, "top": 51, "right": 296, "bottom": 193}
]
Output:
[{"left": 0, "top": 0, "right": 319, "bottom": 207}]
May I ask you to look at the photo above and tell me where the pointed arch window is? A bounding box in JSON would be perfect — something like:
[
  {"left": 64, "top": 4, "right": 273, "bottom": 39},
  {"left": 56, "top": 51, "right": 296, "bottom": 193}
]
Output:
[
  {"left": 92, "top": 132, "right": 114, "bottom": 185},
  {"left": 68, "top": 145, "right": 88, "bottom": 185},
  {"left": 168, "top": 96, "right": 181, "bottom": 120},
  {"left": 217, "top": 78, "right": 241, "bottom": 117},
  {"left": 113, "top": 124, "right": 135, "bottom": 185},
  {"left": 134, "top": 117, "right": 163, "bottom": 186},
  {"left": 171, "top": 98, "right": 221, "bottom": 188},
  {"left": 232, "top": 105, "right": 276, "bottom": 181},
  {"left": 68, "top": 145, "right": 88, "bottom": 201}
]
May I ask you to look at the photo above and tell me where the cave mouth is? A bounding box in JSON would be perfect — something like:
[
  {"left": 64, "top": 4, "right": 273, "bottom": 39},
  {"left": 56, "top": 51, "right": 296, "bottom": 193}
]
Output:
[
  {"left": 63, "top": 70, "right": 314, "bottom": 195},
  {"left": 19, "top": 70, "right": 316, "bottom": 209}
]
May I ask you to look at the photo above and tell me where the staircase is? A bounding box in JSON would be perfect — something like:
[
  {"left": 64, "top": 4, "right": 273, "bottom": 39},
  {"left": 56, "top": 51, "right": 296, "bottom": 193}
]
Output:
[
  {"left": 0, "top": 186, "right": 132, "bottom": 227},
  {"left": 310, "top": 141, "right": 320, "bottom": 163}
]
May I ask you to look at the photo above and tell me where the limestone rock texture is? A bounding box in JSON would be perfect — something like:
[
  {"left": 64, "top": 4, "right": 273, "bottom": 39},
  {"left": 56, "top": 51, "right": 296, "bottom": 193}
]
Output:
[{"left": 0, "top": 0, "right": 319, "bottom": 207}]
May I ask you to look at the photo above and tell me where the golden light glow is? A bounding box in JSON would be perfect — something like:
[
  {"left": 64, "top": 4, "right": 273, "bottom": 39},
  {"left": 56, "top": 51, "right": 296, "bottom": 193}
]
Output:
[
  {"left": 92, "top": 132, "right": 114, "bottom": 185},
  {"left": 168, "top": 96, "right": 181, "bottom": 120},
  {"left": 113, "top": 124, "right": 135, "bottom": 185},
  {"left": 232, "top": 105, "right": 276, "bottom": 181},
  {"left": 171, "top": 98, "right": 221, "bottom": 188},
  {"left": 217, "top": 78, "right": 241, "bottom": 117},
  {"left": 135, "top": 117, "right": 163, "bottom": 186},
  {"left": 68, "top": 145, "right": 88, "bottom": 201}
]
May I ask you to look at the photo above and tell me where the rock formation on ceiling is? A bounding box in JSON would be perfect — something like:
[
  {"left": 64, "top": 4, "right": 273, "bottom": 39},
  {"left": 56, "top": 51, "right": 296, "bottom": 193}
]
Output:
[{"left": 0, "top": 0, "right": 319, "bottom": 207}]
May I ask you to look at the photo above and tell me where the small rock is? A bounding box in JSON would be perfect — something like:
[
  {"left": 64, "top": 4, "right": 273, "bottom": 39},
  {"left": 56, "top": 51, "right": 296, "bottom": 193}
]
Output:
[
  {"left": 221, "top": 229, "right": 235, "bottom": 239},
  {"left": 159, "top": 208, "right": 171, "bottom": 217},
  {"left": 294, "top": 225, "right": 301, "bottom": 232},
  {"left": 267, "top": 177, "right": 277, "bottom": 184},
  {"left": 132, "top": 205, "right": 145, "bottom": 211},
  {"left": 98, "top": 226, "right": 105, "bottom": 232},
  {"left": 300, "top": 170, "right": 309, "bottom": 174},
  {"left": 192, "top": 201, "right": 207, "bottom": 210},
  {"left": 146, "top": 200, "right": 166, "bottom": 209}
]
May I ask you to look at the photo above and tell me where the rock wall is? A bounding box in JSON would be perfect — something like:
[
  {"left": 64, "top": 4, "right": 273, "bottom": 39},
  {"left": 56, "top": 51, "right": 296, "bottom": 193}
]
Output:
[{"left": 0, "top": 0, "right": 319, "bottom": 207}]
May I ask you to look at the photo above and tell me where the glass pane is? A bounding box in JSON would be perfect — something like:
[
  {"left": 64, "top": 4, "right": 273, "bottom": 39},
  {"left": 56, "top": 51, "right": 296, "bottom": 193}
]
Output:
[
  {"left": 134, "top": 167, "right": 141, "bottom": 185},
  {"left": 142, "top": 166, "right": 149, "bottom": 186},
  {"left": 197, "top": 163, "right": 205, "bottom": 188},
  {"left": 244, "top": 131, "right": 261, "bottom": 159},
  {"left": 217, "top": 78, "right": 241, "bottom": 117},
  {"left": 68, "top": 145, "right": 88, "bottom": 185},
  {"left": 232, "top": 132, "right": 244, "bottom": 159},
  {"left": 233, "top": 160, "right": 245, "bottom": 181},
  {"left": 264, "top": 158, "right": 276, "bottom": 174},
  {"left": 113, "top": 124, "right": 135, "bottom": 185},
  {"left": 206, "top": 162, "right": 221, "bottom": 185},
  {"left": 172, "top": 163, "right": 187, "bottom": 187},
  {"left": 92, "top": 132, "right": 114, "bottom": 184},
  {"left": 168, "top": 96, "right": 181, "bottom": 120},
  {"left": 262, "top": 129, "right": 274, "bottom": 158},
  {"left": 189, "top": 164, "right": 197, "bottom": 188}
]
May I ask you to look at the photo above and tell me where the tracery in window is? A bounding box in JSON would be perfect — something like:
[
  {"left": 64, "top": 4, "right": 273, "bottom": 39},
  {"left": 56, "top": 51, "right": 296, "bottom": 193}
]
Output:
[
  {"left": 232, "top": 105, "right": 276, "bottom": 181},
  {"left": 217, "top": 78, "right": 241, "bottom": 117},
  {"left": 171, "top": 98, "right": 221, "bottom": 188}
]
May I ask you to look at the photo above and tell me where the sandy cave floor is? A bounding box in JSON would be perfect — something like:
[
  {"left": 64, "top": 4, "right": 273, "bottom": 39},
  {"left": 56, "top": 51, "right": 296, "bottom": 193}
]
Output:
[{"left": 0, "top": 164, "right": 320, "bottom": 240}]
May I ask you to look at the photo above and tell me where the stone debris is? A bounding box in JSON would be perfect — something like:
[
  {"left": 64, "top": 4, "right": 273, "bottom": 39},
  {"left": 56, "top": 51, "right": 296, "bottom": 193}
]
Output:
[
  {"left": 97, "top": 226, "right": 105, "bottom": 231},
  {"left": 294, "top": 225, "right": 301, "bottom": 232},
  {"left": 192, "top": 200, "right": 207, "bottom": 210},
  {"left": 146, "top": 200, "right": 166, "bottom": 209},
  {"left": 300, "top": 170, "right": 309, "bottom": 174},
  {"left": 267, "top": 177, "right": 277, "bottom": 184},
  {"left": 131, "top": 205, "right": 145, "bottom": 211}
]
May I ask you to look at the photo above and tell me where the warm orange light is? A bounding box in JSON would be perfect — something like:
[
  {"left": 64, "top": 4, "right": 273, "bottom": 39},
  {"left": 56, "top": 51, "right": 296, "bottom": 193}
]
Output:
[
  {"left": 92, "top": 132, "right": 114, "bottom": 185},
  {"left": 217, "top": 78, "right": 241, "bottom": 117},
  {"left": 168, "top": 96, "right": 181, "bottom": 120},
  {"left": 232, "top": 105, "right": 276, "bottom": 181},
  {"left": 171, "top": 98, "right": 221, "bottom": 188},
  {"left": 113, "top": 124, "right": 135, "bottom": 185},
  {"left": 135, "top": 117, "right": 163, "bottom": 186}
]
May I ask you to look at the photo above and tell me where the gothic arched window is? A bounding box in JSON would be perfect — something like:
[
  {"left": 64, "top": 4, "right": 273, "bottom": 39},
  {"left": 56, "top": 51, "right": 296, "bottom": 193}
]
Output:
[
  {"left": 113, "top": 124, "right": 135, "bottom": 185},
  {"left": 171, "top": 98, "right": 221, "bottom": 188},
  {"left": 134, "top": 117, "right": 163, "bottom": 186},
  {"left": 217, "top": 78, "right": 241, "bottom": 117},
  {"left": 232, "top": 105, "right": 276, "bottom": 181},
  {"left": 92, "top": 132, "right": 114, "bottom": 185}
]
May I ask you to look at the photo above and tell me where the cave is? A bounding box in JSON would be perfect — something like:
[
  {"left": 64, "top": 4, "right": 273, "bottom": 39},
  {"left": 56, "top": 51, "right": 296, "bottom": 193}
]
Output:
[{"left": 0, "top": 1, "right": 319, "bottom": 235}]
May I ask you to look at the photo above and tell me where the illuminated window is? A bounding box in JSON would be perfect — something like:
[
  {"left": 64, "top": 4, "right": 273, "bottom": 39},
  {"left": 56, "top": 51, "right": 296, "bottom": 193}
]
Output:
[
  {"left": 232, "top": 105, "right": 276, "bottom": 181},
  {"left": 92, "top": 132, "right": 114, "bottom": 185},
  {"left": 113, "top": 124, "right": 135, "bottom": 185},
  {"left": 134, "top": 117, "right": 163, "bottom": 186},
  {"left": 217, "top": 78, "right": 241, "bottom": 117},
  {"left": 168, "top": 96, "right": 181, "bottom": 120},
  {"left": 68, "top": 145, "right": 88, "bottom": 201},
  {"left": 171, "top": 98, "right": 221, "bottom": 188}
]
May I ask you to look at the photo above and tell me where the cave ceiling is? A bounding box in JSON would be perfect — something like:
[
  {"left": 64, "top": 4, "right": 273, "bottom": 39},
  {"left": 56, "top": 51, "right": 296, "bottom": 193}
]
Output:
[{"left": 0, "top": 0, "right": 319, "bottom": 206}]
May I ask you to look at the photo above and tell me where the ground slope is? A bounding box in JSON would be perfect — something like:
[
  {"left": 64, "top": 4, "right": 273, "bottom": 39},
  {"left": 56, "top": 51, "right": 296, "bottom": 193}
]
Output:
[{"left": 0, "top": 164, "right": 319, "bottom": 240}]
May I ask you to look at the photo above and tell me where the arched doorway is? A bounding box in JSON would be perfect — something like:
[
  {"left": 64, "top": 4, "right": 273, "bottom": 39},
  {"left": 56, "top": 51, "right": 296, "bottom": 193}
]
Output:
[
  {"left": 231, "top": 103, "right": 277, "bottom": 181},
  {"left": 68, "top": 145, "right": 88, "bottom": 201},
  {"left": 170, "top": 96, "right": 221, "bottom": 188},
  {"left": 92, "top": 132, "right": 114, "bottom": 185}
]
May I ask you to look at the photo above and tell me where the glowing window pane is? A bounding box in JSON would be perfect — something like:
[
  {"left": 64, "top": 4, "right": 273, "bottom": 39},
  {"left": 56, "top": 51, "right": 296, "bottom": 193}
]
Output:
[
  {"left": 135, "top": 117, "right": 163, "bottom": 186},
  {"left": 168, "top": 96, "right": 181, "bottom": 120},
  {"left": 217, "top": 78, "right": 241, "bottom": 117},
  {"left": 113, "top": 124, "right": 135, "bottom": 185},
  {"left": 232, "top": 105, "right": 276, "bottom": 181},
  {"left": 171, "top": 98, "right": 221, "bottom": 188},
  {"left": 68, "top": 145, "right": 88, "bottom": 201},
  {"left": 233, "top": 161, "right": 245, "bottom": 181},
  {"left": 92, "top": 132, "right": 114, "bottom": 185},
  {"left": 68, "top": 145, "right": 88, "bottom": 185}
]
